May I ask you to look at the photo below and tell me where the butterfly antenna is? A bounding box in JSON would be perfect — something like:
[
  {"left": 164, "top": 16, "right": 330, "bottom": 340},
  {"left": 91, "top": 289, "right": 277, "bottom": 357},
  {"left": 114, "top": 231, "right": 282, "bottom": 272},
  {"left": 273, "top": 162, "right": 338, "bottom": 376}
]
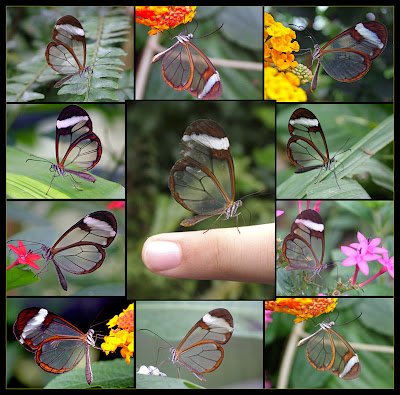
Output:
[
  {"left": 192, "top": 23, "right": 224, "bottom": 40},
  {"left": 335, "top": 312, "right": 362, "bottom": 328},
  {"left": 26, "top": 154, "right": 52, "bottom": 164},
  {"left": 139, "top": 328, "right": 173, "bottom": 348}
]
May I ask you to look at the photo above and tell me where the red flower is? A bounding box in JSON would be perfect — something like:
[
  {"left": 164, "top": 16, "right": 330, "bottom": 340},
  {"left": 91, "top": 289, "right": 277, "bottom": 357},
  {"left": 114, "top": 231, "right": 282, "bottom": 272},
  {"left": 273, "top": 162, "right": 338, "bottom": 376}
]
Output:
[
  {"left": 106, "top": 201, "right": 125, "bottom": 210},
  {"left": 7, "top": 240, "right": 41, "bottom": 270}
]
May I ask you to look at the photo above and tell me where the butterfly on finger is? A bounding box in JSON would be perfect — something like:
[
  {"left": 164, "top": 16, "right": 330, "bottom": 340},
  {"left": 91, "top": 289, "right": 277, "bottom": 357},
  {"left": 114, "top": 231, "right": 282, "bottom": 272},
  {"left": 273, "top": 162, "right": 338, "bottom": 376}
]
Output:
[
  {"left": 309, "top": 21, "right": 387, "bottom": 92},
  {"left": 14, "top": 307, "right": 103, "bottom": 385},
  {"left": 169, "top": 119, "right": 243, "bottom": 229},
  {"left": 26, "top": 105, "right": 102, "bottom": 195},
  {"left": 152, "top": 27, "right": 222, "bottom": 100}
]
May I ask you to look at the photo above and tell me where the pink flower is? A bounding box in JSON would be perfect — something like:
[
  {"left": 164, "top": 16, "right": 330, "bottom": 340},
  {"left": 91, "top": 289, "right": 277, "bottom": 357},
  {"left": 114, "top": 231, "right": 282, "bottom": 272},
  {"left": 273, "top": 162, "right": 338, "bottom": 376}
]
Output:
[
  {"left": 265, "top": 310, "right": 273, "bottom": 329},
  {"left": 377, "top": 248, "right": 394, "bottom": 278},
  {"left": 341, "top": 235, "right": 381, "bottom": 276},
  {"left": 297, "top": 200, "right": 321, "bottom": 214},
  {"left": 276, "top": 210, "right": 284, "bottom": 217},
  {"left": 350, "top": 232, "right": 388, "bottom": 256},
  {"left": 7, "top": 240, "right": 41, "bottom": 270}
]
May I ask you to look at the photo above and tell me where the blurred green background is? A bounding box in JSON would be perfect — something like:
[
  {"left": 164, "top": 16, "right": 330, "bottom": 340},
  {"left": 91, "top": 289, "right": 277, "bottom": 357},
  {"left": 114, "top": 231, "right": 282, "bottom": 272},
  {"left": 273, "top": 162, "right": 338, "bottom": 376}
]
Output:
[
  {"left": 276, "top": 201, "right": 394, "bottom": 296},
  {"left": 135, "top": 6, "right": 263, "bottom": 100},
  {"left": 127, "top": 100, "right": 275, "bottom": 300},
  {"left": 265, "top": 6, "right": 393, "bottom": 102}
]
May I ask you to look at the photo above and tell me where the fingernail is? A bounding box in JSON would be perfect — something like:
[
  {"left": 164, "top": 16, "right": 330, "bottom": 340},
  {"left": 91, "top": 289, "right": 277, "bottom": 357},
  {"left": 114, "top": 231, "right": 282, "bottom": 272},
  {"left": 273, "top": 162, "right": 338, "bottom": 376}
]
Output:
[{"left": 142, "top": 240, "right": 182, "bottom": 271}]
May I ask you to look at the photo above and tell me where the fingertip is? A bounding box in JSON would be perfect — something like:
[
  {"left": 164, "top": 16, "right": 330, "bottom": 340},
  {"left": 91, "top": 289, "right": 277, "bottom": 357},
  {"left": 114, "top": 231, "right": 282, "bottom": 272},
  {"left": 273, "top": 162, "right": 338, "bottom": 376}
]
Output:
[{"left": 142, "top": 238, "right": 182, "bottom": 273}]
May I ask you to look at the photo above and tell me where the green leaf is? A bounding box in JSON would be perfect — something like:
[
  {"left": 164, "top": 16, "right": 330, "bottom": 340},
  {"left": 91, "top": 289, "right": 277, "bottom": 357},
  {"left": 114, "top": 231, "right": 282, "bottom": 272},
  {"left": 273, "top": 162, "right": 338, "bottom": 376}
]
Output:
[
  {"left": 6, "top": 267, "right": 40, "bottom": 291},
  {"left": 136, "top": 374, "right": 203, "bottom": 389},
  {"left": 6, "top": 147, "right": 124, "bottom": 199},
  {"left": 44, "top": 359, "right": 133, "bottom": 389}
]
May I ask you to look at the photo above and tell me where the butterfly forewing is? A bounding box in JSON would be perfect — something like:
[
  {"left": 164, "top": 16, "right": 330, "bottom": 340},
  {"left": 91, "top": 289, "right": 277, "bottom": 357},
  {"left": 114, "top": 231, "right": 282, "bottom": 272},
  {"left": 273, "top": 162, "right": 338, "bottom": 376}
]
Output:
[
  {"left": 169, "top": 120, "right": 237, "bottom": 226},
  {"left": 45, "top": 15, "right": 88, "bottom": 87},
  {"left": 159, "top": 40, "right": 192, "bottom": 91}
]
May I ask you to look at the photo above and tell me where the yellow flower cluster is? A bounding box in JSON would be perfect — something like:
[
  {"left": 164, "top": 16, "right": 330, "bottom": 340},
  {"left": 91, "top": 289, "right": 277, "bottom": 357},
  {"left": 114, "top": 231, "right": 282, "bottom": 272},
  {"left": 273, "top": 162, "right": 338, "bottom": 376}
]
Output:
[
  {"left": 136, "top": 6, "right": 197, "bottom": 35},
  {"left": 264, "top": 13, "right": 307, "bottom": 102},
  {"left": 265, "top": 298, "right": 337, "bottom": 323},
  {"left": 101, "top": 303, "right": 134, "bottom": 364}
]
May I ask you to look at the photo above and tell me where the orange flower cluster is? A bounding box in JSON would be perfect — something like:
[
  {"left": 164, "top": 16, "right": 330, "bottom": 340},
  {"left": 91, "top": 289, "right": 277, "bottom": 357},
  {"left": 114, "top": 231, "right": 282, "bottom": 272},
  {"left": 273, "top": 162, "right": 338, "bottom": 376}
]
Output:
[
  {"left": 265, "top": 298, "right": 337, "bottom": 323},
  {"left": 136, "top": 6, "right": 196, "bottom": 35},
  {"left": 101, "top": 303, "right": 134, "bottom": 364}
]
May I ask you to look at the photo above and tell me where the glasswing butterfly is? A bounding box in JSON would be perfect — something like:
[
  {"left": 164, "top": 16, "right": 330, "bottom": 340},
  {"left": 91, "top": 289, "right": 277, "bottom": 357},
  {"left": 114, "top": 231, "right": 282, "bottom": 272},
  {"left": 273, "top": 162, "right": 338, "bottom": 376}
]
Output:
[
  {"left": 14, "top": 307, "right": 103, "bottom": 385},
  {"left": 169, "top": 119, "right": 242, "bottom": 228},
  {"left": 282, "top": 208, "right": 331, "bottom": 280},
  {"left": 27, "top": 105, "right": 102, "bottom": 195},
  {"left": 143, "top": 308, "right": 233, "bottom": 381},
  {"left": 287, "top": 108, "right": 348, "bottom": 186},
  {"left": 45, "top": 15, "right": 91, "bottom": 88},
  {"left": 310, "top": 21, "right": 387, "bottom": 92},
  {"left": 297, "top": 317, "right": 361, "bottom": 379},
  {"left": 152, "top": 28, "right": 222, "bottom": 100}
]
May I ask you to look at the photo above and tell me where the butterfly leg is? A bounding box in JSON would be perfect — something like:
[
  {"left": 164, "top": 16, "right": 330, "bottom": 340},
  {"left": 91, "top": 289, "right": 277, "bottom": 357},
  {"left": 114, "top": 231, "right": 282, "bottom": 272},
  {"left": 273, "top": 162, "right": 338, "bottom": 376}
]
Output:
[
  {"left": 68, "top": 173, "right": 84, "bottom": 191},
  {"left": 45, "top": 173, "right": 57, "bottom": 195},
  {"left": 330, "top": 162, "right": 341, "bottom": 189}
]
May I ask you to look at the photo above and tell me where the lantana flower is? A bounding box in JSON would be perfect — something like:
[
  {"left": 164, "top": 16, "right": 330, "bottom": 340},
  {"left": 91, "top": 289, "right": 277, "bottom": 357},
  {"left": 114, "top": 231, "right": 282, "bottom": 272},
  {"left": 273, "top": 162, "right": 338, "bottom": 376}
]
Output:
[
  {"left": 265, "top": 298, "right": 337, "bottom": 323},
  {"left": 101, "top": 303, "right": 134, "bottom": 364},
  {"left": 264, "top": 12, "right": 307, "bottom": 102},
  {"left": 136, "top": 6, "right": 196, "bottom": 35}
]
